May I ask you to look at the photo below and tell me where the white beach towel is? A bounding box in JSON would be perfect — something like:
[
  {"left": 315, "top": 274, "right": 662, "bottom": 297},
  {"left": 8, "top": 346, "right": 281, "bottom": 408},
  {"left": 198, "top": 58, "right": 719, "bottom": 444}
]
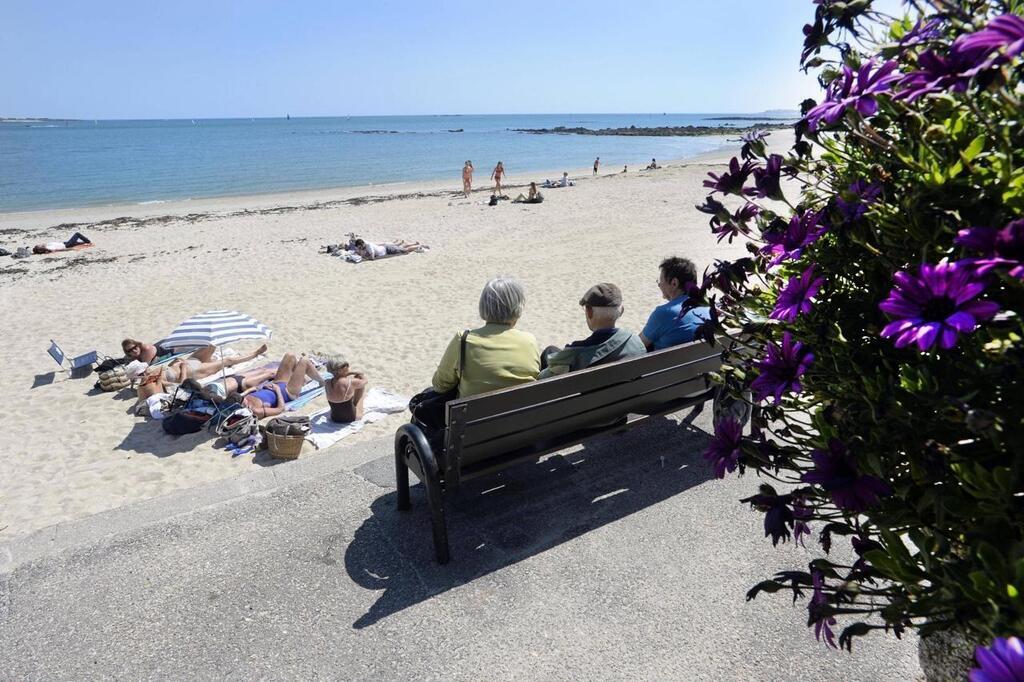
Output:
[{"left": 306, "top": 388, "right": 408, "bottom": 450}]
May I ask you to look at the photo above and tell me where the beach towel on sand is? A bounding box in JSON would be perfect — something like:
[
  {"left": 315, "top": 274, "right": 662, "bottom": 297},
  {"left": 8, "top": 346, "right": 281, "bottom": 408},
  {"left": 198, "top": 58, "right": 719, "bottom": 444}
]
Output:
[{"left": 305, "top": 388, "right": 408, "bottom": 450}]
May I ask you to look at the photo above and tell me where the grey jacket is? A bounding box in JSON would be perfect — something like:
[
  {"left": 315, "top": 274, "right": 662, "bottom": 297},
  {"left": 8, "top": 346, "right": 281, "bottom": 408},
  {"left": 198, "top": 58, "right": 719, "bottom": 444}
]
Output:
[{"left": 538, "top": 328, "right": 647, "bottom": 379}]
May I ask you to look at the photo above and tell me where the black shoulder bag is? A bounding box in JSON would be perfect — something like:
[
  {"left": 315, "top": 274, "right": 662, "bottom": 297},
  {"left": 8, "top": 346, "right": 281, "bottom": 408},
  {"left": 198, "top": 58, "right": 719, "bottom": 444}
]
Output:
[{"left": 408, "top": 331, "right": 468, "bottom": 434}]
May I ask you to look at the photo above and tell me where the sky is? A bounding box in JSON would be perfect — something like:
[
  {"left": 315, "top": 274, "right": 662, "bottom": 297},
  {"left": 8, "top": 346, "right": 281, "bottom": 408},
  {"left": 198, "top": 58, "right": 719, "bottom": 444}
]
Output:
[{"left": 0, "top": 0, "right": 905, "bottom": 119}]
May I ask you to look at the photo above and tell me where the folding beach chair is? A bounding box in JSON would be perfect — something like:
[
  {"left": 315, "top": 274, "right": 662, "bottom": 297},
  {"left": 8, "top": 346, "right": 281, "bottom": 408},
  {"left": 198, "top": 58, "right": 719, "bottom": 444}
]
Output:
[{"left": 47, "top": 340, "right": 98, "bottom": 371}]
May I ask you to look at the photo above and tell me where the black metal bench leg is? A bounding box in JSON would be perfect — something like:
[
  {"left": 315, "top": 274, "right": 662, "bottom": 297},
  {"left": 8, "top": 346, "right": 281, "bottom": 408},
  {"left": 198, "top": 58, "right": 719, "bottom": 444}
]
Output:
[
  {"left": 395, "top": 443, "right": 411, "bottom": 511},
  {"left": 423, "top": 472, "right": 450, "bottom": 564},
  {"left": 394, "top": 424, "right": 451, "bottom": 563}
]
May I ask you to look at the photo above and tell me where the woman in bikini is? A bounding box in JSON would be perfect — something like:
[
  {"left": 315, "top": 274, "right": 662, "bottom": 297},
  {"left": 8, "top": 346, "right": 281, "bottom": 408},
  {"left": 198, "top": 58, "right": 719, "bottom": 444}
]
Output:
[
  {"left": 324, "top": 354, "right": 369, "bottom": 423},
  {"left": 236, "top": 353, "right": 324, "bottom": 419},
  {"left": 491, "top": 161, "right": 506, "bottom": 197},
  {"left": 462, "top": 161, "right": 473, "bottom": 197}
]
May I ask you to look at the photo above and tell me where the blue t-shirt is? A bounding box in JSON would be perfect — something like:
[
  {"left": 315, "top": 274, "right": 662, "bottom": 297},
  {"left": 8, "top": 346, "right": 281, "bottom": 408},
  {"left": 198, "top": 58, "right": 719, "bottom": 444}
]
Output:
[{"left": 641, "top": 295, "right": 710, "bottom": 350}]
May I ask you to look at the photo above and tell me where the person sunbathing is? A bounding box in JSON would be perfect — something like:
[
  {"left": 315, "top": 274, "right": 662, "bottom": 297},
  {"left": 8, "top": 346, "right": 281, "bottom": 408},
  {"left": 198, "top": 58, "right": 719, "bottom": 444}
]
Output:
[
  {"left": 134, "top": 344, "right": 268, "bottom": 402},
  {"left": 513, "top": 182, "right": 544, "bottom": 204},
  {"left": 353, "top": 238, "right": 427, "bottom": 260},
  {"left": 32, "top": 232, "right": 91, "bottom": 254},
  {"left": 324, "top": 354, "right": 369, "bottom": 423},
  {"left": 234, "top": 353, "right": 325, "bottom": 419},
  {"left": 645, "top": 158, "right": 661, "bottom": 170}
]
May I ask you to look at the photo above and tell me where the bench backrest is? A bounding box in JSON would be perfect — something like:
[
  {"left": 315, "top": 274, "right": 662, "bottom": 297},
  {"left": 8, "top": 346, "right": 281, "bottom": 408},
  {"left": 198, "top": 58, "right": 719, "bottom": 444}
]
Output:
[{"left": 443, "top": 340, "right": 720, "bottom": 485}]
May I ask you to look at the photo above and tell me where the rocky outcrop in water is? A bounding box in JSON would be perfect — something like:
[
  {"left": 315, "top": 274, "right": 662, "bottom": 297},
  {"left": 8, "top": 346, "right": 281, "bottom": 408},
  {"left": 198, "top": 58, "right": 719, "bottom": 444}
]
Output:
[{"left": 512, "top": 123, "right": 792, "bottom": 137}]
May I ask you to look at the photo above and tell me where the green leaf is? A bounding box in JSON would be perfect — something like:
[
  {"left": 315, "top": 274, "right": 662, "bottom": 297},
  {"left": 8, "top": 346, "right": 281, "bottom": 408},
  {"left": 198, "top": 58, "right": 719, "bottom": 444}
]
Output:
[
  {"left": 961, "top": 134, "right": 986, "bottom": 162},
  {"left": 977, "top": 541, "right": 1007, "bottom": 578}
]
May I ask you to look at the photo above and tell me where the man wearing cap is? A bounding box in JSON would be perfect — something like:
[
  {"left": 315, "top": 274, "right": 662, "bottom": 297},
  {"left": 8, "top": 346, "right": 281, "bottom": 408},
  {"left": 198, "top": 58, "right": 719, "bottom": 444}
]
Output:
[{"left": 538, "top": 283, "right": 647, "bottom": 379}]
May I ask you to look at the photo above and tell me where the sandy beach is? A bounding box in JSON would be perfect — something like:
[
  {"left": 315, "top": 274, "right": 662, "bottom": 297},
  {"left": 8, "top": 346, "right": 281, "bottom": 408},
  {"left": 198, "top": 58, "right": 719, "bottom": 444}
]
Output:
[{"left": 0, "top": 137, "right": 772, "bottom": 539}]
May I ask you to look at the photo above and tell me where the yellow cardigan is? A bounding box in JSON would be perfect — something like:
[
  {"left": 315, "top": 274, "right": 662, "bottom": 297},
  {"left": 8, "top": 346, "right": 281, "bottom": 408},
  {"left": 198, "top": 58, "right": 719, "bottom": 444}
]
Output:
[{"left": 432, "top": 323, "right": 540, "bottom": 397}]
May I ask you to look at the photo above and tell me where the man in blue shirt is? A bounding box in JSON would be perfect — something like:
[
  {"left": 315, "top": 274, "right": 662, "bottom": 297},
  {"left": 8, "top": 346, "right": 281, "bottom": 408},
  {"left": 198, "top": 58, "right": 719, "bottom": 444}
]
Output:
[{"left": 640, "top": 256, "right": 710, "bottom": 351}]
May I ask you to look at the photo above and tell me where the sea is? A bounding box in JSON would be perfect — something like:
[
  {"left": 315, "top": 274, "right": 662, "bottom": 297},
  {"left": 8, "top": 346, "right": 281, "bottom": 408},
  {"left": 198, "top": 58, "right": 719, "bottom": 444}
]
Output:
[{"left": 0, "top": 113, "right": 794, "bottom": 213}]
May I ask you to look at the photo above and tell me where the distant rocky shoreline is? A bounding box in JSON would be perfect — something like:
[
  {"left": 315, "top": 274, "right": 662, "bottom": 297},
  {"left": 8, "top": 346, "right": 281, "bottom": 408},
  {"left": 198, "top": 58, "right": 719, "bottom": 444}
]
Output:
[{"left": 512, "top": 123, "right": 793, "bottom": 137}]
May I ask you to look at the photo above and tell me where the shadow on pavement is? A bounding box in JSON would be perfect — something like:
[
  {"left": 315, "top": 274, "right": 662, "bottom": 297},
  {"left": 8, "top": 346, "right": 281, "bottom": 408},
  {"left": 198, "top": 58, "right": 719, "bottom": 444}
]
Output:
[{"left": 344, "top": 414, "right": 714, "bottom": 629}]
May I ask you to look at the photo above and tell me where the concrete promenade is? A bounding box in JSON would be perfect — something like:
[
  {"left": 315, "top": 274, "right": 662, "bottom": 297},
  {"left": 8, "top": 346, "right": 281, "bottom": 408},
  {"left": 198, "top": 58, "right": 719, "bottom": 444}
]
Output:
[{"left": 0, "top": 409, "right": 922, "bottom": 679}]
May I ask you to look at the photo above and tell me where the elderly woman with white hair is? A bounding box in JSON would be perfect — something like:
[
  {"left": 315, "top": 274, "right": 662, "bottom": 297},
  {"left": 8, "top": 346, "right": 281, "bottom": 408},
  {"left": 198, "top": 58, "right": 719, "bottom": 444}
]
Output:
[{"left": 431, "top": 276, "right": 540, "bottom": 398}]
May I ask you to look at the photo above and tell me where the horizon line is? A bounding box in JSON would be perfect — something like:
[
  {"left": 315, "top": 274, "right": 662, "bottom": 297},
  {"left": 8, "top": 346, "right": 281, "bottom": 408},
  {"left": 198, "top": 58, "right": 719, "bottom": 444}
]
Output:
[{"left": 1, "top": 109, "right": 800, "bottom": 122}]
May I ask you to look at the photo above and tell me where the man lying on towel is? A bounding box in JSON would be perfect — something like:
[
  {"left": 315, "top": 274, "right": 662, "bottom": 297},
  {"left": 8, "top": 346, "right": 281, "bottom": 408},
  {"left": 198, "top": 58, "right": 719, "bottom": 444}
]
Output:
[{"left": 32, "top": 232, "right": 92, "bottom": 254}]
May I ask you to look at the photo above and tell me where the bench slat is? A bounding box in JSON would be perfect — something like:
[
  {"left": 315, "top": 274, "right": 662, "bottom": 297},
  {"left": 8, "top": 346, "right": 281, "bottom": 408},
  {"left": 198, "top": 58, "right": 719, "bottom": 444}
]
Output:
[
  {"left": 454, "top": 375, "right": 712, "bottom": 466},
  {"left": 454, "top": 354, "right": 721, "bottom": 450},
  {"left": 447, "top": 341, "right": 718, "bottom": 420}
]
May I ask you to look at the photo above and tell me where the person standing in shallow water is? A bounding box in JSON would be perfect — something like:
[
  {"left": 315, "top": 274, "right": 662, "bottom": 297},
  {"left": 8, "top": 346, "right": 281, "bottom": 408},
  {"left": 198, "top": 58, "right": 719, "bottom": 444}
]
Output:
[
  {"left": 593, "top": 157, "right": 600, "bottom": 175},
  {"left": 491, "top": 161, "right": 506, "bottom": 197},
  {"left": 462, "top": 161, "right": 473, "bottom": 197}
]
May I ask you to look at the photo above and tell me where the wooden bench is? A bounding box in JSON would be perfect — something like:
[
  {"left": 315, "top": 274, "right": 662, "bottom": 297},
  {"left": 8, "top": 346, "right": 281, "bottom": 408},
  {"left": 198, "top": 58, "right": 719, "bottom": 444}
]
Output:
[{"left": 393, "top": 340, "right": 724, "bottom": 564}]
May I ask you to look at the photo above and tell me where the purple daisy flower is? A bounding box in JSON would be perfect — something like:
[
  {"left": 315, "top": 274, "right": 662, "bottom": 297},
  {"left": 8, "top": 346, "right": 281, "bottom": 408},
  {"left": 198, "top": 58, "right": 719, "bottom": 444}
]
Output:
[
  {"left": 711, "top": 203, "right": 760, "bottom": 244},
  {"left": 954, "top": 14, "right": 1024, "bottom": 64},
  {"left": 835, "top": 179, "right": 882, "bottom": 221},
  {"left": 761, "top": 209, "right": 828, "bottom": 266},
  {"left": 971, "top": 637, "right": 1024, "bottom": 682},
  {"left": 751, "top": 153, "right": 786, "bottom": 201},
  {"left": 801, "top": 439, "right": 891, "bottom": 512},
  {"left": 770, "top": 266, "right": 825, "bottom": 322},
  {"left": 899, "top": 17, "right": 943, "bottom": 48},
  {"left": 804, "top": 59, "right": 899, "bottom": 131},
  {"left": 957, "top": 219, "right": 1024, "bottom": 279},
  {"left": 879, "top": 261, "right": 1000, "bottom": 351},
  {"left": 896, "top": 45, "right": 991, "bottom": 102},
  {"left": 792, "top": 498, "right": 811, "bottom": 547},
  {"left": 809, "top": 570, "right": 838, "bottom": 649},
  {"left": 704, "top": 157, "right": 757, "bottom": 196},
  {"left": 741, "top": 486, "right": 811, "bottom": 548},
  {"left": 703, "top": 418, "right": 743, "bottom": 479},
  {"left": 751, "top": 332, "right": 815, "bottom": 404}
]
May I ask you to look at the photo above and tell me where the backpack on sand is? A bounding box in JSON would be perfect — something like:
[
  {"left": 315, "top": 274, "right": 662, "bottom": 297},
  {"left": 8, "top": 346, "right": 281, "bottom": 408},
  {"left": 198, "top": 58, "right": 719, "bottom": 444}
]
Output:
[{"left": 96, "top": 366, "right": 130, "bottom": 392}]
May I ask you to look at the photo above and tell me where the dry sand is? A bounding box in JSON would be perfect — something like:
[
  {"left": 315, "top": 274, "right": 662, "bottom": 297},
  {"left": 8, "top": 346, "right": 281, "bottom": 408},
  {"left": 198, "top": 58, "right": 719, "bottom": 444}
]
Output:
[{"left": 0, "top": 134, "right": 782, "bottom": 539}]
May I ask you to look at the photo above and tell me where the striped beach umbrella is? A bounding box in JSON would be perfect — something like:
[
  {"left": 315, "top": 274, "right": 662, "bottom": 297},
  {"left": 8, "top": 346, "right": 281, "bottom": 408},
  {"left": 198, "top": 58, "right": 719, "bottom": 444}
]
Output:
[{"left": 159, "top": 310, "right": 272, "bottom": 349}]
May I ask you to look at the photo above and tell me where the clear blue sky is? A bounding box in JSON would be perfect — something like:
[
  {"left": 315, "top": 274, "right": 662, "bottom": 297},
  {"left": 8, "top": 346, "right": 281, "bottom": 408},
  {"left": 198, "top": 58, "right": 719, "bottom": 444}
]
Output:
[{"left": 0, "top": 0, "right": 904, "bottom": 119}]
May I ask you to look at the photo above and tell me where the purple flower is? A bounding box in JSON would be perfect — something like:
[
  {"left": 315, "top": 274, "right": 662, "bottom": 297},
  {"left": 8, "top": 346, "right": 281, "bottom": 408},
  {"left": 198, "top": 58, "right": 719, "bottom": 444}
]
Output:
[
  {"left": 801, "top": 439, "right": 891, "bottom": 512},
  {"left": 704, "top": 157, "right": 757, "bottom": 196},
  {"left": 711, "top": 203, "right": 760, "bottom": 244},
  {"left": 957, "top": 219, "right": 1024, "bottom": 279},
  {"left": 792, "top": 498, "right": 811, "bottom": 547},
  {"left": 770, "top": 266, "right": 825, "bottom": 322},
  {"left": 804, "top": 60, "right": 899, "bottom": 131},
  {"left": 761, "top": 209, "right": 828, "bottom": 266},
  {"left": 703, "top": 418, "right": 743, "bottom": 478},
  {"left": 899, "top": 18, "right": 943, "bottom": 48},
  {"left": 751, "top": 153, "right": 786, "bottom": 200},
  {"left": 971, "top": 637, "right": 1024, "bottom": 682},
  {"left": 751, "top": 332, "right": 814, "bottom": 404},
  {"left": 835, "top": 180, "right": 882, "bottom": 221},
  {"left": 741, "top": 486, "right": 811, "bottom": 547},
  {"left": 954, "top": 14, "right": 1024, "bottom": 64},
  {"left": 895, "top": 48, "right": 987, "bottom": 101},
  {"left": 879, "top": 261, "right": 1000, "bottom": 351},
  {"left": 809, "top": 571, "right": 838, "bottom": 649}
]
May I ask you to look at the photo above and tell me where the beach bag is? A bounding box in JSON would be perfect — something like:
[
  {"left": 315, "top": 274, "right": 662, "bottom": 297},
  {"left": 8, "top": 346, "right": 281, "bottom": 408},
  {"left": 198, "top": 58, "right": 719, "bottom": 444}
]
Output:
[
  {"left": 409, "top": 332, "right": 467, "bottom": 436},
  {"left": 95, "top": 356, "right": 128, "bottom": 373},
  {"left": 162, "top": 409, "right": 210, "bottom": 435},
  {"left": 96, "top": 366, "right": 130, "bottom": 392},
  {"left": 264, "top": 415, "right": 312, "bottom": 459}
]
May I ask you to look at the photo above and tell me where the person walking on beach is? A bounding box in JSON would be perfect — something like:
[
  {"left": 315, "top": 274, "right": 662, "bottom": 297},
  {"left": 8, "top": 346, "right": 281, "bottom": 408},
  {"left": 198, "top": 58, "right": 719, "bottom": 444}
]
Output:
[
  {"left": 491, "top": 161, "right": 506, "bottom": 197},
  {"left": 462, "top": 161, "right": 474, "bottom": 197},
  {"left": 593, "top": 157, "right": 600, "bottom": 175}
]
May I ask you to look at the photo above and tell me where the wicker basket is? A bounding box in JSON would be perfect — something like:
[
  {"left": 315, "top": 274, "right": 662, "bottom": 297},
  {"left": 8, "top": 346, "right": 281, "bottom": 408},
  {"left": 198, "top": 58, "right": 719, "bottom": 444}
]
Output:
[{"left": 266, "top": 431, "right": 306, "bottom": 460}]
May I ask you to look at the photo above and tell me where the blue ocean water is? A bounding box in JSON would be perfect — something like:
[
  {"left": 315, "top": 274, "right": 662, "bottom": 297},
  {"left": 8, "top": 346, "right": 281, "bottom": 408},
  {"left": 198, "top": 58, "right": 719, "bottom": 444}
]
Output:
[{"left": 0, "top": 113, "right": 790, "bottom": 213}]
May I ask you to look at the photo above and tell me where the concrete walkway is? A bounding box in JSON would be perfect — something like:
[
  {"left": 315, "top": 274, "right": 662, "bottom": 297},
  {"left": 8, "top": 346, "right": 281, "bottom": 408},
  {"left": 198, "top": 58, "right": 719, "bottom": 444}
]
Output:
[{"left": 0, "top": 410, "right": 922, "bottom": 679}]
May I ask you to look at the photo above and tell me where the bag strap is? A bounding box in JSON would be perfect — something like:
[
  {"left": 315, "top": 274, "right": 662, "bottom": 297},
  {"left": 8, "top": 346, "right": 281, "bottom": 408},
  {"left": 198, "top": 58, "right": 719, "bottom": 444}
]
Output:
[{"left": 458, "top": 330, "right": 468, "bottom": 379}]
